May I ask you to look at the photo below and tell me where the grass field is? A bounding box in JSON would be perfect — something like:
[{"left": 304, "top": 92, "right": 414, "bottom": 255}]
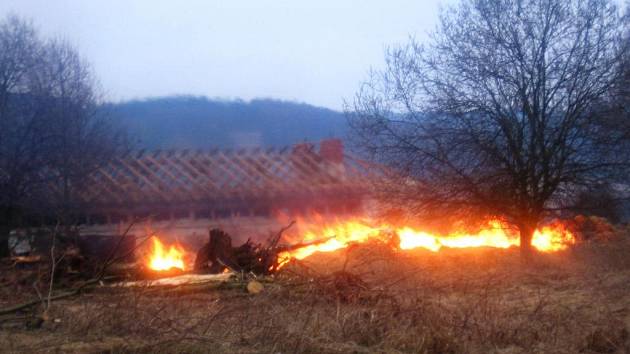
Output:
[{"left": 2, "top": 238, "right": 630, "bottom": 353}]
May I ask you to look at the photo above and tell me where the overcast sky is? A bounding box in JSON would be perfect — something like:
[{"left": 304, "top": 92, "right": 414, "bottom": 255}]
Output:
[{"left": 0, "top": 1, "right": 442, "bottom": 110}]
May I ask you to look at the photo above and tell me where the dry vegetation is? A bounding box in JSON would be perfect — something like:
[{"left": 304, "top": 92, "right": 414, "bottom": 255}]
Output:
[{"left": 2, "top": 235, "right": 630, "bottom": 354}]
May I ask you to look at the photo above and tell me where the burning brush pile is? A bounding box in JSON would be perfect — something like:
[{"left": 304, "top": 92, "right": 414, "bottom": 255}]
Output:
[
  {"left": 140, "top": 216, "right": 577, "bottom": 279},
  {"left": 140, "top": 222, "right": 330, "bottom": 278},
  {"left": 2, "top": 214, "right": 579, "bottom": 301}
]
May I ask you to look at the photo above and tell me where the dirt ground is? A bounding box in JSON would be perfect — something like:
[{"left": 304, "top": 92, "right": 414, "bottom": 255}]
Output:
[{"left": 1, "top": 238, "right": 630, "bottom": 354}]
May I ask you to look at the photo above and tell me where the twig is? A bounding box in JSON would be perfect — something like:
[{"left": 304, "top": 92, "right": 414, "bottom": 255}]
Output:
[
  {"left": 267, "top": 220, "right": 296, "bottom": 249},
  {"left": 46, "top": 223, "right": 61, "bottom": 311}
]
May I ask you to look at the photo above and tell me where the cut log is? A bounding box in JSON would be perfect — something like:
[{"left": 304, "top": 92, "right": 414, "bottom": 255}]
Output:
[
  {"left": 246, "top": 280, "right": 264, "bottom": 294},
  {"left": 11, "top": 255, "right": 43, "bottom": 265},
  {"left": 115, "top": 272, "right": 234, "bottom": 287}
]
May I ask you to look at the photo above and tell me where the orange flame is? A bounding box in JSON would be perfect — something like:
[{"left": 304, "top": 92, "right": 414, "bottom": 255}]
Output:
[
  {"left": 147, "top": 237, "right": 187, "bottom": 271},
  {"left": 278, "top": 218, "right": 575, "bottom": 266},
  {"left": 532, "top": 222, "right": 576, "bottom": 252}
]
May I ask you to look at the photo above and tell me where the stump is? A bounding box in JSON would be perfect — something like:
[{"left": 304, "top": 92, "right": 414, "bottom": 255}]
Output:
[{"left": 194, "top": 229, "right": 238, "bottom": 273}]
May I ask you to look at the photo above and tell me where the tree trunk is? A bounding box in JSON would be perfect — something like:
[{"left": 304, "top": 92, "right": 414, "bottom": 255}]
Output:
[
  {"left": 0, "top": 226, "right": 8, "bottom": 257},
  {"left": 518, "top": 222, "right": 536, "bottom": 261},
  {"left": 0, "top": 206, "right": 14, "bottom": 257}
]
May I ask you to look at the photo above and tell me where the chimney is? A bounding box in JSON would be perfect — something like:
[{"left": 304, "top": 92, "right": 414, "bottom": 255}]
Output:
[{"left": 319, "top": 139, "right": 343, "bottom": 163}]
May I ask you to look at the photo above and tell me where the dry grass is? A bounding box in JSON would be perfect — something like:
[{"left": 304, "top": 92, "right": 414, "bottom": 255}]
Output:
[{"left": 2, "top": 238, "right": 630, "bottom": 353}]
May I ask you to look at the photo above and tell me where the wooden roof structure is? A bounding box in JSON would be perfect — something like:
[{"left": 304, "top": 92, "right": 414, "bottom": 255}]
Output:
[{"left": 68, "top": 141, "right": 374, "bottom": 219}]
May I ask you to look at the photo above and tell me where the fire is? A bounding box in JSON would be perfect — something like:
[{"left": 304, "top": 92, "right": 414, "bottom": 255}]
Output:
[
  {"left": 147, "top": 237, "right": 187, "bottom": 271},
  {"left": 398, "top": 220, "right": 520, "bottom": 251},
  {"left": 532, "top": 222, "right": 576, "bottom": 252},
  {"left": 278, "top": 218, "right": 575, "bottom": 266}
]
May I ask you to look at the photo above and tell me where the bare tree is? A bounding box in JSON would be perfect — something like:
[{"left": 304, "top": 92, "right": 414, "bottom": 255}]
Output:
[
  {"left": 0, "top": 16, "right": 45, "bottom": 255},
  {"left": 32, "top": 39, "right": 126, "bottom": 220},
  {"left": 0, "top": 15, "right": 126, "bottom": 256},
  {"left": 350, "top": 0, "right": 629, "bottom": 257}
]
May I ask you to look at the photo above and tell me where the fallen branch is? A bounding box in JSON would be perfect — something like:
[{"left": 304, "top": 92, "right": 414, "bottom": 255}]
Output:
[
  {"left": 115, "top": 273, "right": 234, "bottom": 287},
  {"left": 0, "top": 276, "right": 117, "bottom": 317},
  {"left": 1, "top": 219, "right": 147, "bottom": 318}
]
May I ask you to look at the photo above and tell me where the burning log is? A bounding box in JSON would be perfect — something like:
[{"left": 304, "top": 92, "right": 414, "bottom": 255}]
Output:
[
  {"left": 194, "top": 225, "right": 331, "bottom": 275},
  {"left": 193, "top": 228, "right": 276, "bottom": 275}
]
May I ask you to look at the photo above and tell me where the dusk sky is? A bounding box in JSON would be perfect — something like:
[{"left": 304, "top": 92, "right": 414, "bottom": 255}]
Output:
[{"left": 0, "top": 1, "right": 442, "bottom": 110}]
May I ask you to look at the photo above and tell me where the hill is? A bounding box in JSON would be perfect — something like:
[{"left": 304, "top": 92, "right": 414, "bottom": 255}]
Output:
[{"left": 106, "top": 96, "right": 349, "bottom": 150}]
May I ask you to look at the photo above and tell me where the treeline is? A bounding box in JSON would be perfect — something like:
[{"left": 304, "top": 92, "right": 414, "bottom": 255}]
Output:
[{"left": 107, "top": 96, "right": 347, "bottom": 149}]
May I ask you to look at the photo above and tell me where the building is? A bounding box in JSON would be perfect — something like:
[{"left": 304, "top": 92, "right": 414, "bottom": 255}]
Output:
[{"left": 72, "top": 139, "right": 375, "bottom": 247}]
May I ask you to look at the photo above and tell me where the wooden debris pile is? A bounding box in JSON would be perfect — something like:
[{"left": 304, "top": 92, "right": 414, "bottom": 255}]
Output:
[
  {"left": 8, "top": 227, "right": 136, "bottom": 277},
  {"left": 194, "top": 223, "right": 329, "bottom": 275}
]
